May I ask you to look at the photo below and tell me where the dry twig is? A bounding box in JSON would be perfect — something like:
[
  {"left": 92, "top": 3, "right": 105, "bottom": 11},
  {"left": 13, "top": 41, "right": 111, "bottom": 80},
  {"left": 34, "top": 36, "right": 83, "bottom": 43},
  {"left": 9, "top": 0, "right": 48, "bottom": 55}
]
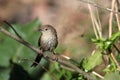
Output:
[{"left": 78, "top": 0, "right": 120, "bottom": 14}]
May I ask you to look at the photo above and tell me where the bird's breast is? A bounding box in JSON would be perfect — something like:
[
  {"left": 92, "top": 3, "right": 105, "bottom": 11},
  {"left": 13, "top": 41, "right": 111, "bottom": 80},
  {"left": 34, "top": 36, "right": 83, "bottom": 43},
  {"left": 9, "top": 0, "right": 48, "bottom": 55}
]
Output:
[{"left": 40, "top": 34, "right": 57, "bottom": 51}]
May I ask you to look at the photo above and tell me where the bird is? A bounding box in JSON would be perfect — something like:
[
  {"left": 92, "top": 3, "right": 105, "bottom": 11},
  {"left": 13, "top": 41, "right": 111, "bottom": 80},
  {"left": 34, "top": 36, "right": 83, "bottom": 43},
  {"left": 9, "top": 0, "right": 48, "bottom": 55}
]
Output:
[{"left": 31, "top": 24, "right": 58, "bottom": 67}]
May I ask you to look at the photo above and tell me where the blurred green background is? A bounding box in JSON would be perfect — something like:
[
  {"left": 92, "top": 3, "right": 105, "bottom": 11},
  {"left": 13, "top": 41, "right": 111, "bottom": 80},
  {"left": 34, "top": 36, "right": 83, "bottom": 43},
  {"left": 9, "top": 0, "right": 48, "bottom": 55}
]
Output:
[{"left": 0, "top": 0, "right": 120, "bottom": 80}]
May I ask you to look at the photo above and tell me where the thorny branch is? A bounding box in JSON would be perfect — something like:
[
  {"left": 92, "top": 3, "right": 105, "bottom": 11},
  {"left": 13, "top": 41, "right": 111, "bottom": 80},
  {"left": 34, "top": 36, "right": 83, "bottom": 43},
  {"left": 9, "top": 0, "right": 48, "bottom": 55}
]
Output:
[{"left": 0, "top": 25, "right": 95, "bottom": 80}]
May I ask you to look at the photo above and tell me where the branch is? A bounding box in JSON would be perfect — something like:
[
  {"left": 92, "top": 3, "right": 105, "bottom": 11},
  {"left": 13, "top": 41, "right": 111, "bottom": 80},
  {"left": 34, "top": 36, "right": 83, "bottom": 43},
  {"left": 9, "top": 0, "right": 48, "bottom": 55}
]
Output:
[
  {"left": 113, "top": 44, "right": 120, "bottom": 54},
  {"left": 3, "top": 21, "right": 23, "bottom": 39},
  {"left": 0, "top": 26, "right": 96, "bottom": 80},
  {"left": 78, "top": 0, "right": 120, "bottom": 15}
]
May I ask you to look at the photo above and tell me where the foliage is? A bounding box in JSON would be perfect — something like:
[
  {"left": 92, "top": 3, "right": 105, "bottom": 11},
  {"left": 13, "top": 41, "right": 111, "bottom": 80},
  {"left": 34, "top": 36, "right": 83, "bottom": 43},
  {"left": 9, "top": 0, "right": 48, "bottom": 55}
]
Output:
[
  {"left": 92, "top": 31, "right": 120, "bottom": 50},
  {"left": 82, "top": 51, "right": 102, "bottom": 71},
  {"left": 1, "top": 19, "right": 120, "bottom": 80},
  {"left": 0, "top": 19, "right": 42, "bottom": 80},
  {"left": 81, "top": 27, "right": 120, "bottom": 79},
  {"left": 103, "top": 71, "right": 120, "bottom": 80}
]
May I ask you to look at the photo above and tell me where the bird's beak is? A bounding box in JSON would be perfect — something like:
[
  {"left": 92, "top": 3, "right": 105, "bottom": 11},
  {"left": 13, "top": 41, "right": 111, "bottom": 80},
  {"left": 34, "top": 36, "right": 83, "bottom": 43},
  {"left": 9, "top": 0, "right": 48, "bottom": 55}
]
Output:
[
  {"left": 37, "top": 28, "right": 42, "bottom": 31},
  {"left": 38, "top": 28, "right": 41, "bottom": 31}
]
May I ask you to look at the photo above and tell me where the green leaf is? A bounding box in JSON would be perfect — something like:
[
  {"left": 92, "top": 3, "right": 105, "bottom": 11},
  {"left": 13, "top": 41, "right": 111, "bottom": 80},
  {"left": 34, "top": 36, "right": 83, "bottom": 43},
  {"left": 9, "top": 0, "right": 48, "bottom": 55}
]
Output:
[
  {"left": 0, "top": 19, "right": 41, "bottom": 68},
  {"left": 82, "top": 51, "right": 102, "bottom": 71},
  {"left": 41, "top": 73, "right": 53, "bottom": 80},
  {"left": 109, "top": 31, "right": 120, "bottom": 41},
  {"left": 103, "top": 71, "right": 120, "bottom": 80},
  {"left": 0, "top": 68, "right": 10, "bottom": 80},
  {"left": 92, "top": 31, "right": 120, "bottom": 50},
  {"left": 104, "top": 56, "right": 117, "bottom": 73},
  {"left": 92, "top": 37, "right": 113, "bottom": 50},
  {"left": 0, "top": 37, "right": 20, "bottom": 67}
]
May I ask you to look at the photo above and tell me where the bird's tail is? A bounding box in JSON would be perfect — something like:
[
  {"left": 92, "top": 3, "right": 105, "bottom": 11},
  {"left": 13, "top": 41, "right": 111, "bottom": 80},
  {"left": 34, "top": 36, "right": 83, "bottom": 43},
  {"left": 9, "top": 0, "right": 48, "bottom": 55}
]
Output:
[{"left": 31, "top": 54, "right": 43, "bottom": 67}]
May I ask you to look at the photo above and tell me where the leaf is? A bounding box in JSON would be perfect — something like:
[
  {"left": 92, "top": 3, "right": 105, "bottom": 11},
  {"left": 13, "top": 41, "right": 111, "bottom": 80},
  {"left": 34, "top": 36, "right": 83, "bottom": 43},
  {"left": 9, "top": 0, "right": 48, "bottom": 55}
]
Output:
[
  {"left": 0, "top": 37, "right": 20, "bottom": 67},
  {"left": 41, "top": 73, "right": 53, "bottom": 80},
  {"left": 109, "top": 31, "right": 120, "bottom": 42},
  {"left": 82, "top": 51, "right": 102, "bottom": 71},
  {"left": 103, "top": 71, "right": 120, "bottom": 80},
  {"left": 92, "top": 31, "right": 120, "bottom": 50},
  {"left": 0, "top": 19, "right": 41, "bottom": 68},
  {"left": 92, "top": 38, "right": 111, "bottom": 50},
  {"left": 104, "top": 56, "right": 117, "bottom": 73},
  {"left": 0, "top": 68, "right": 10, "bottom": 80}
]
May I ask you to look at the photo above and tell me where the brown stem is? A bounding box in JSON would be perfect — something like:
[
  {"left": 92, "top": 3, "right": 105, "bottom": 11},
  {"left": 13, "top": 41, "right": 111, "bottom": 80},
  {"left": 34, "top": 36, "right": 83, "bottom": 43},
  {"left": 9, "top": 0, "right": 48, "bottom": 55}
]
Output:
[
  {"left": 113, "top": 44, "right": 120, "bottom": 54},
  {"left": 110, "top": 52, "right": 120, "bottom": 71}
]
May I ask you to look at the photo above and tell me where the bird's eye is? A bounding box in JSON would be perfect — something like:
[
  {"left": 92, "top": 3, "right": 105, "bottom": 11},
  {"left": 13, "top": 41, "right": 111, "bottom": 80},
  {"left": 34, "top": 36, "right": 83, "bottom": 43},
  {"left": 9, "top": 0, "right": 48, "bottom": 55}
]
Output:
[{"left": 45, "top": 28, "right": 48, "bottom": 31}]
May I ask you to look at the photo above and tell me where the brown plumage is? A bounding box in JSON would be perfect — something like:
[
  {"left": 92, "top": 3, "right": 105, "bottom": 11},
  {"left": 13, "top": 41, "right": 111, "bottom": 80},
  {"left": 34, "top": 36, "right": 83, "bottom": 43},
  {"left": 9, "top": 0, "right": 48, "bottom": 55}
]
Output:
[{"left": 31, "top": 25, "right": 58, "bottom": 67}]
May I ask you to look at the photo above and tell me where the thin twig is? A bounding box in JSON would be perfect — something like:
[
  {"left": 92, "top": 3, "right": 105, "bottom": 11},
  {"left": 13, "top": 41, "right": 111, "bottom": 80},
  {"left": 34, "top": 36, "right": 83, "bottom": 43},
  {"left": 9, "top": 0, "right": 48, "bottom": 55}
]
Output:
[
  {"left": 0, "top": 27, "right": 41, "bottom": 53},
  {"left": 78, "top": 0, "right": 120, "bottom": 15},
  {"left": 108, "top": 0, "right": 120, "bottom": 71},
  {"left": 96, "top": 9, "right": 102, "bottom": 38},
  {"left": 113, "top": 44, "right": 120, "bottom": 54},
  {"left": 110, "top": 52, "right": 120, "bottom": 71},
  {"left": 109, "top": 0, "right": 116, "bottom": 38},
  {"left": 88, "top": 3, "right": 99, "bottom": 39},
  {"left": 88, "top": 2, "right": 102, "bottom": 38},
  {"left": 0, "top": 26, "right": 95, "bottom": 80},
  {"left": 115, "top": 3, "right": 120, "bottom": 30},
  {"left": 3, "top": 21, "right": 22, "bottom": 39},
  {"left": 92, "top": 71, "right": 104, "bottom": 79}
]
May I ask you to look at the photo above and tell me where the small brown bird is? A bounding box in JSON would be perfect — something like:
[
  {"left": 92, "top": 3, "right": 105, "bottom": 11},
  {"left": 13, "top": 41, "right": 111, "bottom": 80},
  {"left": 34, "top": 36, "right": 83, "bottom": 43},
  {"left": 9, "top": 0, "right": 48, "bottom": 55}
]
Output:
[{"left": 31, "top": 25, "right": 58, "bottom": 67}]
